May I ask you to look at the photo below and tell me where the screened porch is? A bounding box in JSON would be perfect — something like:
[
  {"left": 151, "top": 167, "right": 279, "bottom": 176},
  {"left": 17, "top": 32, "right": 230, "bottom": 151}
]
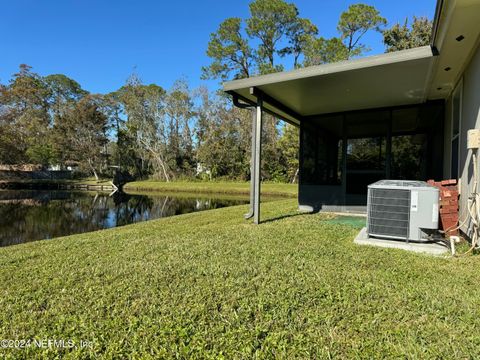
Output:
[{"left": 298, "top": 101, "right": 444, "bottom": 213}]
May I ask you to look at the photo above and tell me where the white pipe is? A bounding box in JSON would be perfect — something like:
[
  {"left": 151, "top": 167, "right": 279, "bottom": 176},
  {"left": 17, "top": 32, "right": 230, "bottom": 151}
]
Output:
[
  {"left": 456, "top": 149, "right": 480, "bottom": 255},
  {"left": 450, "top": 236, "right": 457, "bottom": 256}
]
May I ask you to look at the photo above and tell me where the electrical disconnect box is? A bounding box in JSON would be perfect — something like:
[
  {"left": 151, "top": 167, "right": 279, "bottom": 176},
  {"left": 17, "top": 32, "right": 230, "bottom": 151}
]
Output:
[{"left": 467, "top": 129, "right": 480, "bottom": 149}]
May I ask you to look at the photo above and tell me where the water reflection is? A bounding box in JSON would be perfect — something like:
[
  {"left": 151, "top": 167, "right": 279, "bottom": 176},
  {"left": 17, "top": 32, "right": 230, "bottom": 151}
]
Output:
[{"left": 0, "top": 190, "right": 248, "bottom": 247}]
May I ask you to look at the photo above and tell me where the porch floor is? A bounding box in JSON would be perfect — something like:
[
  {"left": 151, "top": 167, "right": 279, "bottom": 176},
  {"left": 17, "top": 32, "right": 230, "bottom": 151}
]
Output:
[{"left": 319, "top": 205, "right": 367, "bottom": 215}]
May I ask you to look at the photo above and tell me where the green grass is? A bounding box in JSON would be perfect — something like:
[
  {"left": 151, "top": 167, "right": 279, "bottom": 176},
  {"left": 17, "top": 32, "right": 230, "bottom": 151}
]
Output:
[
  {"left": 124, "top": 180, "right": 297, "bottom": 197},
  {"left": 1, "top": 199, "right": 480, "bottom": 358}
]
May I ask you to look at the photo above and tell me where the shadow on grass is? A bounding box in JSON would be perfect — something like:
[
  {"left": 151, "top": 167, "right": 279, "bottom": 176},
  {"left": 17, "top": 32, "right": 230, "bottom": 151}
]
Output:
[{"left": 260, "top": 211, "right": 313, "bottom": 224}]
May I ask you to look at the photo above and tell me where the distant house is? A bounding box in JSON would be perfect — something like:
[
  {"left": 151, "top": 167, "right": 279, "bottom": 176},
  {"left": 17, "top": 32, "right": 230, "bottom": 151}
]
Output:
[
  {"left": 196, "top": 163, "right": 211, "bottom": 178},
  {"left": 48, "top": 162, "right": 78, "bottom": 172},
  {"left": 224, "top": 0, "right": 480, "bottom": 235}
]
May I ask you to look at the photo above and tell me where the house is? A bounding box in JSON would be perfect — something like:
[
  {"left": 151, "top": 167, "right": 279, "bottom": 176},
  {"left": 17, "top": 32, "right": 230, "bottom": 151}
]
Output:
[{"left": 224, "top": 0, "right": 480, "bottom": 237}]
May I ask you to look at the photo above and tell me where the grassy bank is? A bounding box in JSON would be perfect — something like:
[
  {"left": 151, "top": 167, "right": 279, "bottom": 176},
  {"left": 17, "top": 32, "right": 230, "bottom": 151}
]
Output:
[
  {"left": 123, "top": 180, "right": 297, "bottom": 197},
  {"left": 1, "top": 200, "right": 480, "bottom": 358}
]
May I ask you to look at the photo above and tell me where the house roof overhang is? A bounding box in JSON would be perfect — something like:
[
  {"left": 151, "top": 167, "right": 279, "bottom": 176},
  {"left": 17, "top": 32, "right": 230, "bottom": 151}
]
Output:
[
  {"left": 429, "top": 0, "right": 480, "bottom": 99},
  {"left": 224, "top": 46, "right": 437, "bottom": 125}
]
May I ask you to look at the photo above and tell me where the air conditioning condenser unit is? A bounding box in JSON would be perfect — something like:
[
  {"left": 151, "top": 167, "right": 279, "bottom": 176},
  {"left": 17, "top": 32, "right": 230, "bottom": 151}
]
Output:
[{"left": 367, "top": 180, "right": 439, "bottom": 242}]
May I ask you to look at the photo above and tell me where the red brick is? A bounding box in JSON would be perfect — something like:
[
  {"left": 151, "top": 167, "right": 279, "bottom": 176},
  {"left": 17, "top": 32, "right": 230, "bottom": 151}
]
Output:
[
  {"left": 443, "top": 216, "right": 459, "bottom": 224},
  {"left": 442, "top": 190, "right": 459, "bottom": 199},
  {"left": 442, "top": 191, "right": 452, "bottom": 198},
  {"left": 442, "top": 223, "right": 456, "bottom": 229}
]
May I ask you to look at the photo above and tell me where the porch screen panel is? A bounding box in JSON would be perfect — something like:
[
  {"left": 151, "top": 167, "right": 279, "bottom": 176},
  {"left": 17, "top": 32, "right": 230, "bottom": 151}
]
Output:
[
  {"left": 392, "top": 101, "right": 444, "bottom": 180},
  {"left": 300, "top": 122, "right": 342, "bottom": 185},
  {"left": 391, "top": 134, "right": 426, "bottom": 179}
]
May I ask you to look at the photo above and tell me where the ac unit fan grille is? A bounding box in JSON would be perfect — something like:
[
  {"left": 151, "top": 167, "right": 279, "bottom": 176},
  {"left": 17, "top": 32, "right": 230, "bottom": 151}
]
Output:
[{"left": 368, "top": 188, "right": 410, "bottom": 239}]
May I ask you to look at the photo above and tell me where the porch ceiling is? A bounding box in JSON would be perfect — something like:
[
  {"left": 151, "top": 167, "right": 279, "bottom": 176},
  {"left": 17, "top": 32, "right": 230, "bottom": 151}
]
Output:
[{"left": 224, "top": 46, "right": 436, "bottom": 123}]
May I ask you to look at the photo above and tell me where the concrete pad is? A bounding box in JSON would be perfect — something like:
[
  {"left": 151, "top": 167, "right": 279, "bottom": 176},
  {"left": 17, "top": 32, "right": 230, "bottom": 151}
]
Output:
[{"left": 354, "top": 227, "right": 449, "bottom": 256}]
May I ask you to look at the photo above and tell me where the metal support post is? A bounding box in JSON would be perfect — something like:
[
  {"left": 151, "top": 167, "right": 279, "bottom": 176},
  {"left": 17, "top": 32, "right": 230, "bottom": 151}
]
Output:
[{"left": 254, "top": 96, "right": 263, "bottom": 224}]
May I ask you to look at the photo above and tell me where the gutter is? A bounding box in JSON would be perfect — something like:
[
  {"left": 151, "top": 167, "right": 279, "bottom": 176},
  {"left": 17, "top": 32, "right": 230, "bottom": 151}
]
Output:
[{"left": 431, "top": 0, "right": 444, "bottom": 49}]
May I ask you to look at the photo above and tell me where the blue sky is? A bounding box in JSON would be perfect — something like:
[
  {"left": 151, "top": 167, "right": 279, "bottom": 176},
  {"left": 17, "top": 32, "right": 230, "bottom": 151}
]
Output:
[{"left": 1, "top": 0, "right": 436, "bottom": 94}]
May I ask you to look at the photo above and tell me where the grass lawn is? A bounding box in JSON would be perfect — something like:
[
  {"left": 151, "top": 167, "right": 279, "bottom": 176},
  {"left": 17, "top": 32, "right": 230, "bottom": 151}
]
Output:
[
  {"left": 123, "top": 180, "right": 297, "bottom": 197},
  {"left": 1, "top": 199, "right": 480, "bottom": 358}
]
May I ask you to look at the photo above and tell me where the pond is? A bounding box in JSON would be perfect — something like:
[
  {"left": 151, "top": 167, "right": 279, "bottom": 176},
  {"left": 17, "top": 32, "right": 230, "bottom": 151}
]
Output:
[{"left": 0, "top": 190, "right": 249, "bottom": 247}]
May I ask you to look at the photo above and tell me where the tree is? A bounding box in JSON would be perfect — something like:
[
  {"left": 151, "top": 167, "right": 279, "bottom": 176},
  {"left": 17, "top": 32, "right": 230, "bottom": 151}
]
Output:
[
  {"left": 0, "top": 118, "right": 26, "bottom": 164},
  {"left": 302, "top": 37, "right": 349, "bottom": 67},
  {"left": 337, "top": 4, "right": 386, "bottom": 59},
  {"left": 164, "top": 79, "right": 196, "bottom": 176},
  {"left": 202, "top": 0, "right": 310, "bottom": 182},
  {"left": 383, "top": 17, "right": 432, "bottom": 52},
  {"left": 280, "top": 18, "right": 318, "bottom": 68},
  {"left": 301, "top": 4, "right": 385, "bottom": 67},
  {"left": 246, "top": 0, "right": 299, "bottom": 74},
  {"left": 202, "top": 18, "right": 254, "bottom": 81},
  {"left": 0, "top": 64, "right": 52, "bottom": 165},
  {"left": 53, "top": 96, "right": 108, "bottom": 180},
  {"left": 259, "top": 114, "right": 283, "bottom": 181},
  {"left": 203, "top": 0, "right": 317, "bottom": 77},
  {"left": 196, "top": 91, "right": 251, "bottom": 179},
  {"left": 97, "top": 91, "right": 124, "bottom": 139},
  {"left": 24, "top": 131, "right": 57, "bottom": 167},
  {"left": 118, "top": 74, "right": 172, "bottom": 181},
  {"left": 2, "top": 64, "right": 51, "bottom": 114},
  {"left": 44, "top": 74, "right": 87, "bottom": 118},
  {"left": 113, "top": 80, "right": 146, "bottom": 177},
  {"left": 278, "top": 123, "right": 299, "bottom": 183}
]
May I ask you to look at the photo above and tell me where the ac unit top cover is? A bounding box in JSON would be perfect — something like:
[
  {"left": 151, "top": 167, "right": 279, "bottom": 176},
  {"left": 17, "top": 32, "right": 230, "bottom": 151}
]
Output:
[{"left": 368, "top": 180, "right": 438, "bottom": 191}]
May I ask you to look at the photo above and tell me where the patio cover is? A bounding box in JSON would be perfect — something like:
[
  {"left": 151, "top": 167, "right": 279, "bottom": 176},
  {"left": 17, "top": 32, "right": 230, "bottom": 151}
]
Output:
[
  {"left": 224, "top": 45, "right": 437, "bottom": 224},
  {"left": 224, "top": 46, "right": 437, "bottom": 125}
]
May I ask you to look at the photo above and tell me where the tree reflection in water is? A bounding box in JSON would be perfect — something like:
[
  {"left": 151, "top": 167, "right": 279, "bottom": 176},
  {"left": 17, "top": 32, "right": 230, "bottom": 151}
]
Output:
[{"left": 0, "top": 190, "right": 247, "bottom": 246}]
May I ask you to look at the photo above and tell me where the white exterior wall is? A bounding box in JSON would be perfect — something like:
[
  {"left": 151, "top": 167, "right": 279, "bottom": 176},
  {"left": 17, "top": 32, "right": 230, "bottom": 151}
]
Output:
[
  {"left": 443, "top": 97, "right": 453, "bottom": 179},
  {"left": 457, "top": 42, "right": 480, "bottom": 235}
]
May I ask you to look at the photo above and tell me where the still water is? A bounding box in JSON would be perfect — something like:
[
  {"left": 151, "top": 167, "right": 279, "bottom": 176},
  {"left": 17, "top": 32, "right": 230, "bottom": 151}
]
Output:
[{"left": 0, "top": 190, "right": 248, "bottom": 247}]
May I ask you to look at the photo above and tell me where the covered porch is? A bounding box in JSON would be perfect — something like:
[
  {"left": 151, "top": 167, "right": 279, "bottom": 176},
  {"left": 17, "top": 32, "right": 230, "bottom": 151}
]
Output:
[{"left": 224, "top": 46, "right": 446, "bottom": 222}]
